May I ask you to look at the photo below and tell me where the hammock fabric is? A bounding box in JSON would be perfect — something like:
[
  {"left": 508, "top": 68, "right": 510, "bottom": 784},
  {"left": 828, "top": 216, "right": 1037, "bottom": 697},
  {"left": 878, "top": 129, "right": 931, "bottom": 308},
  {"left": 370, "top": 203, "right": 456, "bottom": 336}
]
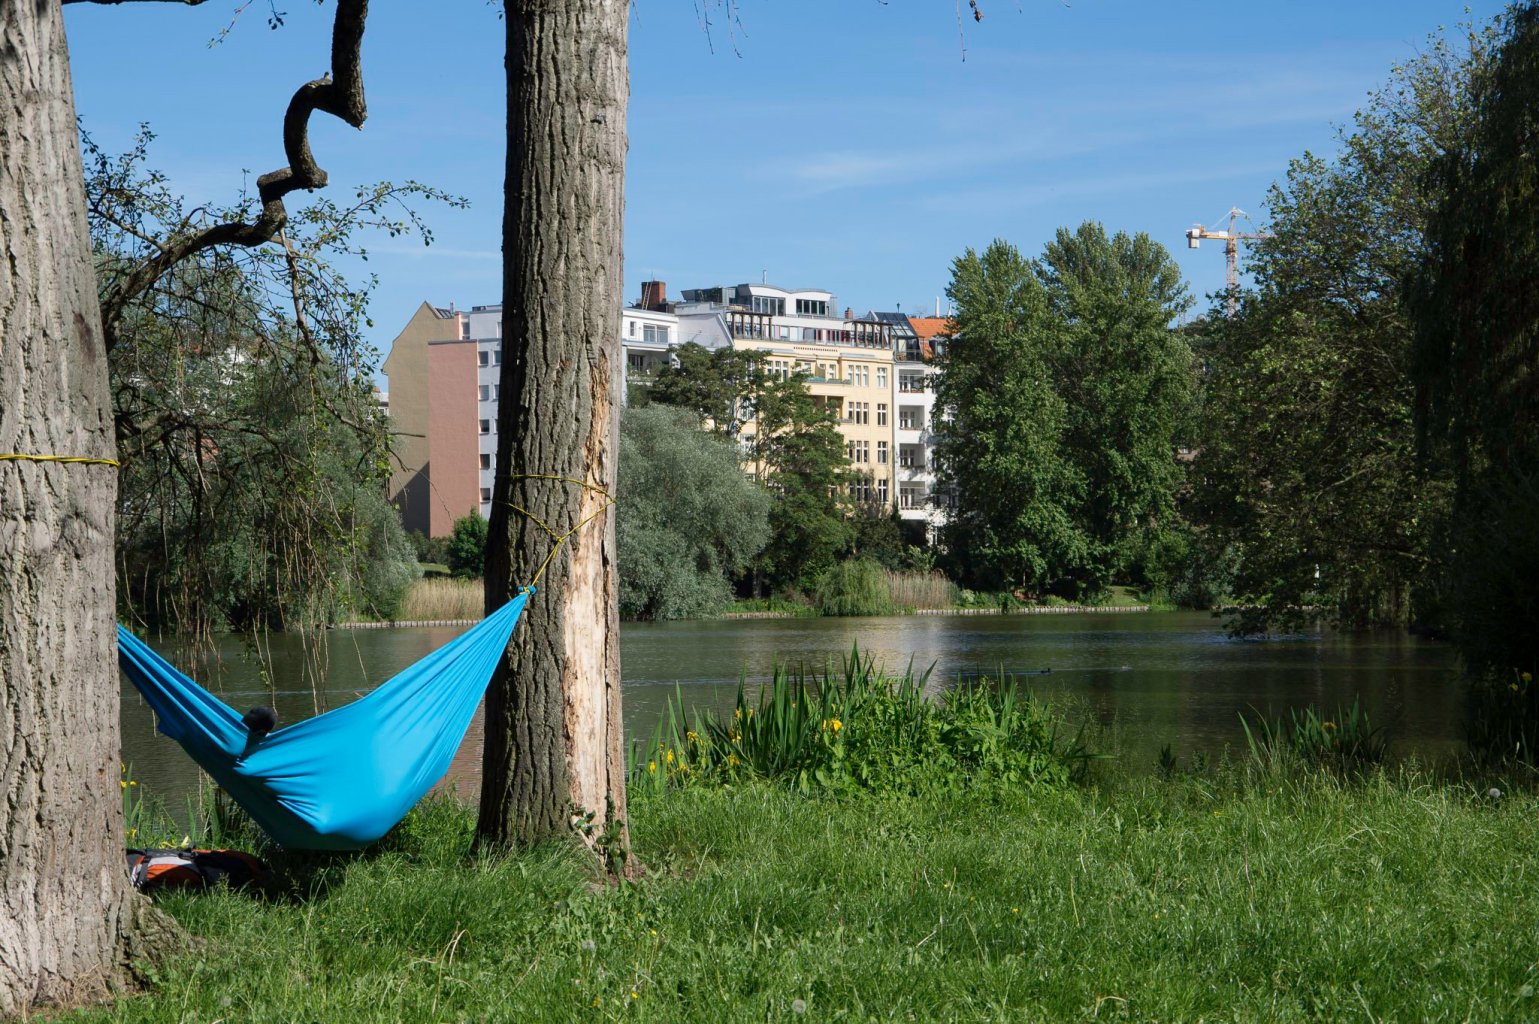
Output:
[{"left": 116, "top": 591, "right": 530, "bottom": 851}]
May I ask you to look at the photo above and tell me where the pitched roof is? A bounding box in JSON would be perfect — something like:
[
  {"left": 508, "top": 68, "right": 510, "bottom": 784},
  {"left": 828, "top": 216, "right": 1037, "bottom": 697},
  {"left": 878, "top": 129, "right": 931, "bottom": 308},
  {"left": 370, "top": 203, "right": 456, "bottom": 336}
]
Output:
[{"left": 907, "top": 316, "right": 952, "bottom": 342}]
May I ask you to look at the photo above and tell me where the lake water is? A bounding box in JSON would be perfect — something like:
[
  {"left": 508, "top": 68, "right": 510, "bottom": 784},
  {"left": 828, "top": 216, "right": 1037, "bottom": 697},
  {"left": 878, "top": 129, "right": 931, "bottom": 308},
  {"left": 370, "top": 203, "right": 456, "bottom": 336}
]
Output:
[{"left": 120, "top": 611, "right": 1462, "bottom": 812}]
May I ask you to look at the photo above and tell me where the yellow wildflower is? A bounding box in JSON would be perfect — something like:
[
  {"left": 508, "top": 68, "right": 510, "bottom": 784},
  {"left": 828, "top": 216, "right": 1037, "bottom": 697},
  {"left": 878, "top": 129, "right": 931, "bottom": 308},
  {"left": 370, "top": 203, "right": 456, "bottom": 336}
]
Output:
[
  {"left": 831, "top": 718, "right": 842, "bottom": 733},
  {"left": 648, "top": 760, "right": 657, "bottom": 774},
  {"left": 1322, "top": 721, "right": 1336, "bottom": 731},
  {"left": 727, "top": 753, "right": 740, "bottom": 767},
  {"left": 1524, "top": 672, "right": 1534, "bottom": 683},
  {"left": 665, "top": 749, "right": 675, "bottom": 765},
  {"left": 120, "top": 780, "right": 128, "bottom": 790},
  {"left": 685, "top": 730, "right": 699, "bottom": 743},
  {"left": 1513, "top": 683, "right": 1521, "bottom": 693}
]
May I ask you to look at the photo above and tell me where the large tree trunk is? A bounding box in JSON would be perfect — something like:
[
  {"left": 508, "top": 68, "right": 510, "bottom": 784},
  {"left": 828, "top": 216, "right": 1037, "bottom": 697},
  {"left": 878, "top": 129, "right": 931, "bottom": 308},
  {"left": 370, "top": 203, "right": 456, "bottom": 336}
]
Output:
[
  {"left": 0, "top": 3, "right": 174, "bottom": 1014},
  {"left": 478, "top": 1, "right": 630, "bottom": 863}
]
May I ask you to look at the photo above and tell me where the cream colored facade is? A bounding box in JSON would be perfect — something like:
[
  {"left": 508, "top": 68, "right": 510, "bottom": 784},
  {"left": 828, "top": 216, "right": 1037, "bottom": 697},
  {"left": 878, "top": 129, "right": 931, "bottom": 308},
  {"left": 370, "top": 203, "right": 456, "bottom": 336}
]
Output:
[{"left": 679, "top": 284, "right": 896, "bottom": 506}]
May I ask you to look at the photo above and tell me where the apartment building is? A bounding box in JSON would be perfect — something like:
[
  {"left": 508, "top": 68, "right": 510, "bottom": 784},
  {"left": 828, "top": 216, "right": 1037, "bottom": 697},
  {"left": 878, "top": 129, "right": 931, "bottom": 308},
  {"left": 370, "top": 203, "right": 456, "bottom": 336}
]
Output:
[
  {"left": 383, "top": 302, "right": 509, "bottom": 535},
  {"left": 676, "top": 283, "right": 897, "bottom": 506},
  {"left": 384, "top": 284, "right": 939, "bottom": 539}
]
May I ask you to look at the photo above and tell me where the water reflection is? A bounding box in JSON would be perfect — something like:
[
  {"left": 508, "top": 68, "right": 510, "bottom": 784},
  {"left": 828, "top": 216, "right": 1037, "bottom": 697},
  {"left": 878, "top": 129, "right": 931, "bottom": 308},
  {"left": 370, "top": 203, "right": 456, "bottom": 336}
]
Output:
[{"left": 121, "top": 612, "right": 1460, "bottom": 816}]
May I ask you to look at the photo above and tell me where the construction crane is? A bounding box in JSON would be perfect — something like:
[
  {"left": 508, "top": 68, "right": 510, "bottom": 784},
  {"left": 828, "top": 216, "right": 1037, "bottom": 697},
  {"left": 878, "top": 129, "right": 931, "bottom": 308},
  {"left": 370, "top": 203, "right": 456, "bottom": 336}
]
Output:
[{"left": 1185, "top": 207, "right": 1270, "bottom": 317}]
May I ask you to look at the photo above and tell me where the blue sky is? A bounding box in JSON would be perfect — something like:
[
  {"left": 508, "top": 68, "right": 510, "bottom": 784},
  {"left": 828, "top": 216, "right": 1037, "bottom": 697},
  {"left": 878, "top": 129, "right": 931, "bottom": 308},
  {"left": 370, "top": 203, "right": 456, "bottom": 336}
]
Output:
[{"left": 64, "top": 0, "right": 1504, "bottom": 364}]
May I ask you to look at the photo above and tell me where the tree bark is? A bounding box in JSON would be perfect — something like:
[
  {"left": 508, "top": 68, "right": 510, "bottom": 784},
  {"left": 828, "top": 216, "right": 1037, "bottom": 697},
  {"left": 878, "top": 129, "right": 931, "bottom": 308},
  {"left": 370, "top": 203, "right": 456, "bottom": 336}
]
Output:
[
  {"left": 478, "top": 0, "right": 630, "bottom": 865},
  {"left": 0, "top": 2, "right": 176, "bottom": 1013}
]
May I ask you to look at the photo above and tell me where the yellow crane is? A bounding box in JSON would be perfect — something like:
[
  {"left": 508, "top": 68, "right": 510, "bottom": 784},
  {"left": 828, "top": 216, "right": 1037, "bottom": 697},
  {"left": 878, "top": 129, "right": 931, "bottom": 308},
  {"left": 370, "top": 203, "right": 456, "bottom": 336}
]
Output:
[{"left": 1185, "top": 207, "right": 1271, "bottom": 317}]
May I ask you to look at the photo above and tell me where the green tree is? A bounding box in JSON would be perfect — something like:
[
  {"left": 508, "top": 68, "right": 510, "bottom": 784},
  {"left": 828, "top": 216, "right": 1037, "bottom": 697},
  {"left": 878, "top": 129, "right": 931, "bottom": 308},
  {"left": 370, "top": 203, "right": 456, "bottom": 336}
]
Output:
[
  {"left": 934, "top": 239, "right": 1086, "bottom": 593},
  {"left": 100, "top": 134, "right": 430, "bottom": 631},
  {"left": 447, "top": 511, "right": 489, "bottom": 580},
  {"left": 1411, "top": 3, "right": 1539, "bottom": 689},
  {"left": 650, "top": 342, "right": 850, "bottom": 592},
  {"left": 1037, "top": 222, "right": 1196, "bottom": 593},
  {"left": 617, "top": 406, "right": 771, "bottom": 620},
  {"left": 1192, "top": 24, "right": 1487, "bottom": 632}
]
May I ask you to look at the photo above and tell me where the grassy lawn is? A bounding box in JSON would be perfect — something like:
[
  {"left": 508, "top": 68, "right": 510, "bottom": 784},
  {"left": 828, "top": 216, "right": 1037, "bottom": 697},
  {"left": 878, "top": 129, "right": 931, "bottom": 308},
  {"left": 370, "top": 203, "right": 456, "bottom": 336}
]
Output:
[{"left": 70, "top": 771, "right": 1539, "bottom": 1023}]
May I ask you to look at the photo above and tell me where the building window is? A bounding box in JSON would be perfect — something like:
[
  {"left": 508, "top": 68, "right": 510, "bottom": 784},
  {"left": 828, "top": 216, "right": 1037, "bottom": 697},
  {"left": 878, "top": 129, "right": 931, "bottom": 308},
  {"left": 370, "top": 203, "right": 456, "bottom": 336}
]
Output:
[
  {"left": 493, "top": 347, "right": 502, "bottom": 365},
  {"left": 900, "top": 372, "right": 925, "bottom": 393},
  {"left": 899, "top": 408, "right": 921, "bottom": 431},
  {"left": 877, "top": 403, "right": 888, "bottom": 427},
  {"left": 496, "top": 320, "right": 502, "bottom": 337},
  {"left": 479, "top": 419, "right": 491, "bottom": 434},
  {"left": 795, "top": 298, "right": 829, "bottom": 317},
  {"left": 627, "top": 320, "right": 636, "bottom": 337},
  {"left": 479, "top": 384, "right": 491, "bottom": 402},
  {"left": 478, "top": 350, "right": 490, "bottom": 367},
  {"left": 877, "top": 479, "right": 889, "bottom": 504},
  {"left": 751, "top": 295, "right": 785, "bottom": 316},
  {"left": 877, "top": 441, "right": 888, "bottom": 465},
  {"left": 494, "top": 385, "right": 500, "bottom": 401},
  {"left": 628, "top": 353, "right": 644, "bottom": 372},
  {"left": 480, "top": 453, "right": 492, "bottom": 470},
  {"left": 643, "top": 323, "right": 670, "bottom": 344},
  {"left": 461, "top": 318, "right": 471, "bottom": 340},
  {"left": 877, "top": 366, "right": 888, "bottom": 389},
  {"left": 480, "top": 487, "right": 492, "bottom": 503}
]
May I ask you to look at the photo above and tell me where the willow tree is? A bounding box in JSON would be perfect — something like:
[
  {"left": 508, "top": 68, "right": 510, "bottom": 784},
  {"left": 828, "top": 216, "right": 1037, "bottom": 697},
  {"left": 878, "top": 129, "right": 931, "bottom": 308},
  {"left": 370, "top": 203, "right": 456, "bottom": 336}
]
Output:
[
  {"left": 0, "top": 0, "right": 370, "bottom": 1011},
  {"left": 479, "top": 0, "right": 632, "bottom": 862}
]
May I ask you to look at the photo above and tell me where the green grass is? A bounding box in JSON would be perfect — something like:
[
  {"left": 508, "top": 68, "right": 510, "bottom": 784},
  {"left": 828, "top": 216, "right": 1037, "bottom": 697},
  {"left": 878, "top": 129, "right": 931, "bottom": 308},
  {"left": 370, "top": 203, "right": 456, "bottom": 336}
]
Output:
[
  {"left": 68, "top": 769, "right": 1539, "bottom": 1023},
  {"left": 727, "top": 595, "right": 818, "bottom": 617}
]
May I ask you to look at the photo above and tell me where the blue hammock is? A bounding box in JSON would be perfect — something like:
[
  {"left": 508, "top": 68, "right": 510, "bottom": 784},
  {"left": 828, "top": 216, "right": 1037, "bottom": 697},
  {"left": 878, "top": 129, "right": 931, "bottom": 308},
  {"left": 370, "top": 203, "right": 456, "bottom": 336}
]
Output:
[{"left": 116, "top": 591, "right": 530, "bottom": 851}]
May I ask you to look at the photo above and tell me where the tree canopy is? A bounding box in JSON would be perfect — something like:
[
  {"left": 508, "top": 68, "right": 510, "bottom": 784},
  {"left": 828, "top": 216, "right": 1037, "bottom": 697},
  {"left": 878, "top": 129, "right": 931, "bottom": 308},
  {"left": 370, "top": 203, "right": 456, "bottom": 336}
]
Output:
[
  {"left": 649, "top": 343, "right": 850, "bottom": 592},
  {"left": 617, "top": 405, "right": 771, "bottom": 620},
  {"left": 934, "top": 227, "right": 1194, "bottom": 597},
  {"left": 1192, "top": 23, "right": 1489, "bottom": 631},
  {"left": 1410, "top": 5, "right": 1539, "bottom": 685}
]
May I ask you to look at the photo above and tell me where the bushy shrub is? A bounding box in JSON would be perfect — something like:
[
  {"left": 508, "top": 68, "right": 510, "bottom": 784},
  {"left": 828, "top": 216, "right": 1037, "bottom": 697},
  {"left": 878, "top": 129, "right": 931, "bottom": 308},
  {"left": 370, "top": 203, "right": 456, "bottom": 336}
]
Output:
[
  {"left": 813, "top": 559, "right": 897, "bottom": 616},
  {"left": 632, "top": 649, "right": 1094, "bottom": 797},
  {"left": 445, "top": 511, "right": 487, "bottom": 580}
]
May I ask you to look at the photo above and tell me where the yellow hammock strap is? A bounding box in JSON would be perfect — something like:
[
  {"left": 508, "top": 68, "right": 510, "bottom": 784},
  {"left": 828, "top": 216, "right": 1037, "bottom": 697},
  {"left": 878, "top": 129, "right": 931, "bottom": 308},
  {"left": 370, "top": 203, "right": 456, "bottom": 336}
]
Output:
[
  {"left": 0, "top": 453, "right": 120, "bottom": 468},
  {"left": 501, "top": 473, "right": 616, "bottom": 588}
]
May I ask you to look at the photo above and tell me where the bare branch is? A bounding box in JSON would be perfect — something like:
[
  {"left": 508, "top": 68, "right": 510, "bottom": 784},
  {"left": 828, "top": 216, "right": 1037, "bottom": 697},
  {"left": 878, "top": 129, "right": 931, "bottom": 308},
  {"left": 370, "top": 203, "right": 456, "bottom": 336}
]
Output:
[{"left": 99, "top": 0, "right": 369, "bottom": 352}]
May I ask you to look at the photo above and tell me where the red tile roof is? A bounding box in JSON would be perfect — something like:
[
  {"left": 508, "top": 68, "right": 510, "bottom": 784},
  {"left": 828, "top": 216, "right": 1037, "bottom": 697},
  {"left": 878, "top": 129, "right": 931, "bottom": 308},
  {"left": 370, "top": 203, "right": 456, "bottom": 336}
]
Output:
[{"left": 907, "top": 316, "right": 952, "bottom": 341}]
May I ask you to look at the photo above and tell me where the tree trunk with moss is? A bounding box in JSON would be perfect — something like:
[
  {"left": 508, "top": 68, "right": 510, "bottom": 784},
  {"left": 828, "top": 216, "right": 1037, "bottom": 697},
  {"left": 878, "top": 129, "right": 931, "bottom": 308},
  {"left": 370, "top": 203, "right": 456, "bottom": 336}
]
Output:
[{"left": 478, "top": 0, "right": 631, "bottom": 867}]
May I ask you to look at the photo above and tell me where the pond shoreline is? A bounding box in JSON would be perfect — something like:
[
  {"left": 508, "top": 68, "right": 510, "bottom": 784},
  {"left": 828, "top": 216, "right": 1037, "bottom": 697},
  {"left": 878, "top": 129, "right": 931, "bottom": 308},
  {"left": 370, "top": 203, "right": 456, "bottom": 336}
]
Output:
[{"left": 338, "top": 604, "right": 1154, "bottom": 628}]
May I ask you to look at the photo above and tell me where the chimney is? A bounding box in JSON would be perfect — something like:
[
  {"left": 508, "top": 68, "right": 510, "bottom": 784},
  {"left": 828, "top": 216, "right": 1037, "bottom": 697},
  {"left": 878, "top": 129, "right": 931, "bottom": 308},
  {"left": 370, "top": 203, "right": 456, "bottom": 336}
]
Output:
[
  {"left": 843, "top": 306, "right": 853, "bottom": 320},
  {"left": 640, "top": 280, "right": 667, "bottom": 311}
]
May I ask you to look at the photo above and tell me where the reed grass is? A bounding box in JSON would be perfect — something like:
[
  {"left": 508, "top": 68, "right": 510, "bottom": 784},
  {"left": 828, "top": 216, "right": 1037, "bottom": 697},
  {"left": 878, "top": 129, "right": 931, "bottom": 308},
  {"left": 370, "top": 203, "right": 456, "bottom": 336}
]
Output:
[
  {"left": 394, "top": 577, "right": 483, "bottom": 622},
  {"left": 882, "top": 568, "right": 957, "bottom": 609},
  {"left": 1241, "top": 698, "right": 1389, "bottom": 774}
]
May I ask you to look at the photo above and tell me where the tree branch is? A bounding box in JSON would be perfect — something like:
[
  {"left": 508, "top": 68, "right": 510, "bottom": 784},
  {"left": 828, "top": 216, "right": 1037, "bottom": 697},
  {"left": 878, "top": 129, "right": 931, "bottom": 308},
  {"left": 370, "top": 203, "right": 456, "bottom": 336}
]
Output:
[{"left": 99, "top": 0, "right": 369, "bottom": 352}]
